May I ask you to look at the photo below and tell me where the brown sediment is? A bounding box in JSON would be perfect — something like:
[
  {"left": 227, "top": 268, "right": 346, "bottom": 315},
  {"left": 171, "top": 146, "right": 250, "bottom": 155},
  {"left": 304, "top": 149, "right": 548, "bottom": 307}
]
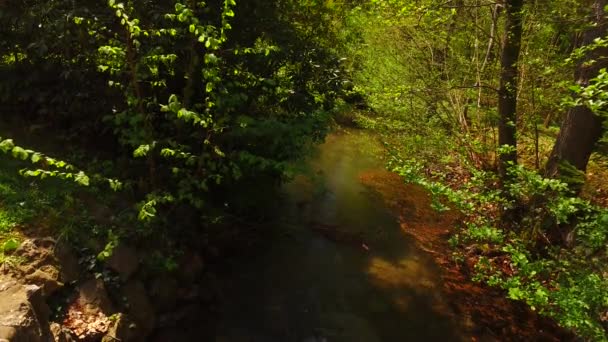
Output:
[{"left": 359, "top": 169, "right": 572, "bottom": 341}]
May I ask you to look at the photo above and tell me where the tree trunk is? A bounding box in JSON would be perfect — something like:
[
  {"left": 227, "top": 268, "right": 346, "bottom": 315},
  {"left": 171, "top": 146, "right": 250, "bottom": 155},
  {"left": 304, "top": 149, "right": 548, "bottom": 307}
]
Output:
[
  {"left": 497, "top": 0, "right": 524, "bottom": 179},
  {"left": 545, "top": 0, "right": 607, "bottom": 192}
]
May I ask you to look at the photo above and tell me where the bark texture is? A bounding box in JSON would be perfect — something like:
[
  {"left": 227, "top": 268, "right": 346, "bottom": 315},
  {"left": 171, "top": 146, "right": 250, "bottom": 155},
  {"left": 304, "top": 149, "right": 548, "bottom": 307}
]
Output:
[
  {"left": 545, "top": 0, "right": 608, "bottom": 190},
  {"left": 498, "top": 0, "right": 524, "bottom": 178}
]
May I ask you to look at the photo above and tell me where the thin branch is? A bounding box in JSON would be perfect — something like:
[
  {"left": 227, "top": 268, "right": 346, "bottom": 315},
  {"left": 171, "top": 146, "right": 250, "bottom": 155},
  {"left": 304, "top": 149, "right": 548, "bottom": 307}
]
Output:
[{"left": 450, "top": 84, "right": 499, "bottom": 92}]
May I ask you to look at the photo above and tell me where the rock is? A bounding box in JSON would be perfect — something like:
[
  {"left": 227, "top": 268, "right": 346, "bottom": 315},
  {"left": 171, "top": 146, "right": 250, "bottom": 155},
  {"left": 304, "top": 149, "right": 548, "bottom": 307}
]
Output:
[
  {"left": 76, "top": 279, "right": 114, "bottom": 316},
  {"left": 149, "top": 277, "right": 179, "bottom": 312},
  {"left": 177, "top": 284, "right": 202, "bottom": 302},
  {"left": 106, "top": 245, "right": 139, "bottom": 281},
  {"left": 0, "top": 277, "right": 52, "bottom": 342},
  {"left": 101, "top": 314, "right": 138, "bottom": 342},
  {"left": 62, "top": 280, "right": 114, "bottom": 341},
  {"left": 32, "top": 238, "right": 55, "bottom": 250},
  {"left": 177, "top": 252, "right": 204, "bottom": 282},
  {"left": 122, "top": 281, "right": 155, "bottom": 338},
  {"left": 198, "top": 274, "right": 220, "bottom": 303},
  {"left": 50, "top": 323, "right": 77, "bottom": 342},
  {"left": 14, "top": 239, "right": 55, "bottom": 264},
  {"left": 0, "top": 279, "right": 18, "bottom": 291},
  {"left": 0, "top": 326, "right": 17, "bottom": 341},
  {"left": 53, "top": 242, "right": 80, "bottom": 284},
  {"left": 13, "top": 238, "right": 79, "bottom": 287},
  {"left": 156, "top": 304, "right": 199, "bottom": 329},
  {"left": 25, "top": 268, "right": 63, "bottom": 297},
  {"left": 152, "top": 305, "right": 214, "bottom": 341},
  {"left": 62, "top": 308, "right": 111, "bottom": 340},
  {"left": 13, "top": 240, "right": 37, "bottom": 259}
]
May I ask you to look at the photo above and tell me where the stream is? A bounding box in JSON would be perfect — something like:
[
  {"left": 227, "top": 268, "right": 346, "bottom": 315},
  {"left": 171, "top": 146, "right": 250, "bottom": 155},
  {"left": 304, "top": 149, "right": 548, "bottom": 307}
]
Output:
[{"left": 216, "top": 129, "right": 464, "bottom": 341}]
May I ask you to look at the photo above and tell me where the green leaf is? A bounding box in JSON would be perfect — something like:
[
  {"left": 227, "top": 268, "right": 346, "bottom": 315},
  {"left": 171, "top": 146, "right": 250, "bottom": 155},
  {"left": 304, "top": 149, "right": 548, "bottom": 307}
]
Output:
[
  {"left": 11, "top": 146, "right": 29, "bottom": 160},
  {"left": 213, "top": 146, "right": 225, "bottom": 157},
  {"left": 109, "top": 179, "right": 122, "bottom": 191},
  {"left": 0, "top": 139, "right": 15, "bottom": 153},
  {"left": 31, "top": 153, "right": 42, "bottom": 163},
  {"left": 75, "top": 171, "right": 90, "bottom": 186},
  {"left": 133, "top": 144, "right": 151, "bottom": 157}
]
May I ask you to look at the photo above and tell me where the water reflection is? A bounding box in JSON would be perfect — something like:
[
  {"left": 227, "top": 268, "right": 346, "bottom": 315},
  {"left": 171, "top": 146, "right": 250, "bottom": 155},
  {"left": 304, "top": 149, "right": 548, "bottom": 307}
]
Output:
[{"left": 216, "top": 129, "right": 463, "bottom": 341}]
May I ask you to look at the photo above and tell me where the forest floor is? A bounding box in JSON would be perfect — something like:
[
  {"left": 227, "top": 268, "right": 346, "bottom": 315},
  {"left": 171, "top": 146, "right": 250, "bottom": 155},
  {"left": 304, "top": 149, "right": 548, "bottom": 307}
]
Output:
[{"left": 359, "top": 169, "right": 574, "bottom": 341}]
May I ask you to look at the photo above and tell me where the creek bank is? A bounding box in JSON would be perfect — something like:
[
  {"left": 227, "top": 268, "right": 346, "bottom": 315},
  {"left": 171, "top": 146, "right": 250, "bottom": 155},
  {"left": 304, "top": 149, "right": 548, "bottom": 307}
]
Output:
[
  {"left": 0, "top": 236, "right": 218, "bottom": 342},
  {"left": 359, "top": 169, "right": 573, "bottom": 341}
]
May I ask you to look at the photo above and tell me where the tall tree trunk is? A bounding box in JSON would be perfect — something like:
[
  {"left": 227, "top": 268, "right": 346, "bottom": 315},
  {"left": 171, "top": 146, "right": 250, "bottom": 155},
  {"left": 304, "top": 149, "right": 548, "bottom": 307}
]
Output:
[
  {"left": 545, "top": 0, "right": 607, "bottom": 191},
  {"left": 498, "top": 0, "right": 524, "bottom": 179}
]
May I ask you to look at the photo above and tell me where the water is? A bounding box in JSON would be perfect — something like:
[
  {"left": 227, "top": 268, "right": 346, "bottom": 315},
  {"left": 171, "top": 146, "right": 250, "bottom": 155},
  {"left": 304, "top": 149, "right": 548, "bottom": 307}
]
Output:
[{"left": 216, "top": 129, "right": 463, "bottom": 341}]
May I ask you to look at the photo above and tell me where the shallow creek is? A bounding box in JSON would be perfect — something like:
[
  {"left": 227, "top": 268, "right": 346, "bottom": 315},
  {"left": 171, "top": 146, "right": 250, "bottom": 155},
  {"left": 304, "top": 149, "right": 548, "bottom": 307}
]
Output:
[{"left": 215, "top": 129, "right": 464, "bottom": 341}]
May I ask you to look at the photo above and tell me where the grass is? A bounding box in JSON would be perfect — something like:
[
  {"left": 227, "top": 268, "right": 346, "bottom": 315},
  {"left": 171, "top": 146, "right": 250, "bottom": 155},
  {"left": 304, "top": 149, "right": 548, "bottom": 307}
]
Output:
[{"left": 0, "top": 155, "right": 71, "bottom": 262}]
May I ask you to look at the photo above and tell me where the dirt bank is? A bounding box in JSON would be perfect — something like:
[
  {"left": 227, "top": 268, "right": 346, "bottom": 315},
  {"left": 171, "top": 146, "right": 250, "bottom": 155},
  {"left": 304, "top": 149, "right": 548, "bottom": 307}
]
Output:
[{"left": 359, "top": 169, "right": 572, "bottom": 341}]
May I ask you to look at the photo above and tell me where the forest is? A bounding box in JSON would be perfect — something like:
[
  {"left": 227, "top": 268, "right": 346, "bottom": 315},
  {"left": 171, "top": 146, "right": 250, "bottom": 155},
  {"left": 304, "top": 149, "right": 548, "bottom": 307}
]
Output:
[{"left": 1, "top": 0, "right": 607, "bottom": 341}]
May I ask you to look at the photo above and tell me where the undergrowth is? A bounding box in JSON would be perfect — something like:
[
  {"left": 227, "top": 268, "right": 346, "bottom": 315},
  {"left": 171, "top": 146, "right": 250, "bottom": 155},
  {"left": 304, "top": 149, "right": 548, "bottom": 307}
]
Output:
[
  {"left": 0, "top": 155, "right": 86, "bottom": 264},
  {"left": 388, "top": 149, "right": 608, "bottom": 341}
]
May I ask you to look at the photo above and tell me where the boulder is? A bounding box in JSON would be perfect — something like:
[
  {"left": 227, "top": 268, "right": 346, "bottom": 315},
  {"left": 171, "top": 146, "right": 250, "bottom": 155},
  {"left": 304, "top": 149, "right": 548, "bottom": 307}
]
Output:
[
  {"left": 148, "top": 277, "right": 179, "bottom": 312},
  {"left": 76, "top": 279, "right": 114, "bottom": 316},
  {"left": 0, "top": 277, "right": 51, "bottom": 342},
  {"left": 14, "top": 238, "right": 79, "bottom": 286},
  {"left": 61, "top": 279, "right": 114, "bottom": 340},
  {"left": 53, "top": 242, "right": 80, "bottom": 284},
  {"left": 105, "top": 245, "right": 139, "bottom": 281},
  {"left": 14, "top": 239, "right": 55, "bottom": 267},
  {"left": 24, "top": 268, "right": 62, "bottom": 297},
  {"left": 122, "top": 280, "right": 155, "bottom": 339},
  {"left": 49, "top": 323, "right": 77, "bottom": 342},
  {"left": 101, "top": 314, "right": 138, "bottom": 342},
  {"left": 177, "top": 252, "right": 204, "bottom": 282}
]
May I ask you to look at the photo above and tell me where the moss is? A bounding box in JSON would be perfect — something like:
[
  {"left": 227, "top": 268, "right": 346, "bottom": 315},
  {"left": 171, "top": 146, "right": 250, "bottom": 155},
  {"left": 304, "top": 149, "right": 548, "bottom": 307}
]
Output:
[{"left": 557, "top": 160, "right": 586, "bottom": 192}]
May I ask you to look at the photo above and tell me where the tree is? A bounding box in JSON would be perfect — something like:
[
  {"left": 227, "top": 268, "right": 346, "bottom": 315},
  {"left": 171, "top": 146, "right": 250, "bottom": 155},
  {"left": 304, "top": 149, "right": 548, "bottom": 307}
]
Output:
[
  {"left": 0, "top": 0, "right": 347, "bottom": 222},
  {"left": 497, "top": 0, "right": 524, "bottom": 178},
  {"left": 545, "top": 0, "right": 608, "bottom": 191}
]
